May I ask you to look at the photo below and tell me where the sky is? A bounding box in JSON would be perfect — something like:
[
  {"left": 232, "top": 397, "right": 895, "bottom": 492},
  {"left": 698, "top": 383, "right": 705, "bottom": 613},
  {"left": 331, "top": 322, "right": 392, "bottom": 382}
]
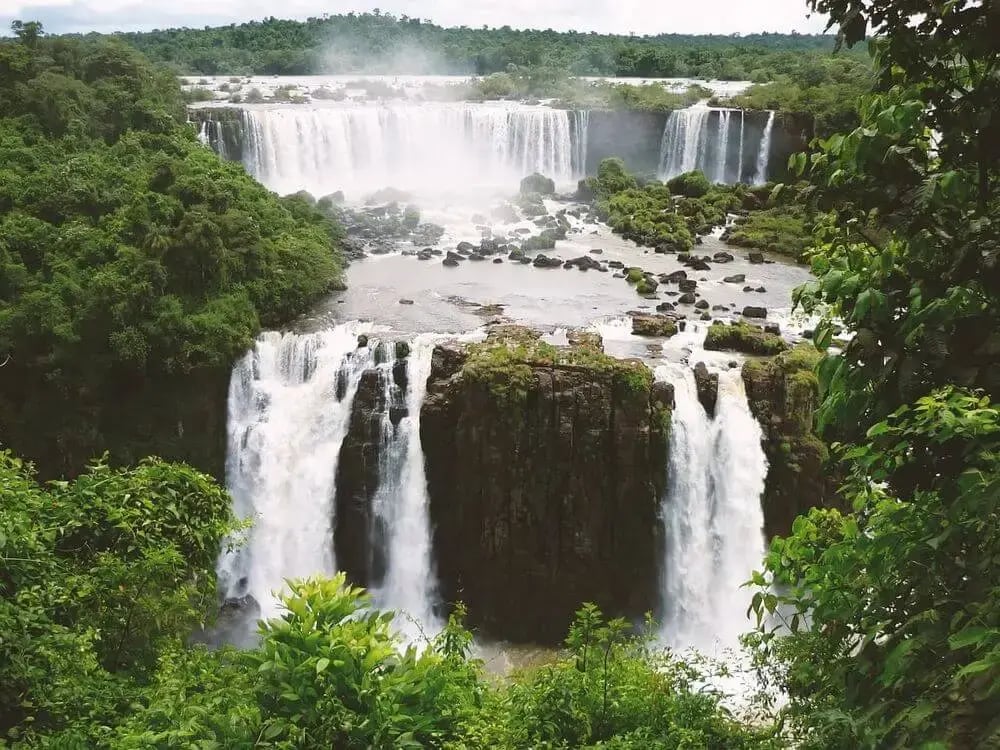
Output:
[{"left": 1, "top": 0, "right": 830, "bottom": 36}]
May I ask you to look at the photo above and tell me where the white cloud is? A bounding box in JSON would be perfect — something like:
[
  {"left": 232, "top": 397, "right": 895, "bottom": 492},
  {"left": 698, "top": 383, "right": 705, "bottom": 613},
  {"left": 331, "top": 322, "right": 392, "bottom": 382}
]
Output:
[{"left": 2, "top": 0, "right": 828, "bottom": 35}]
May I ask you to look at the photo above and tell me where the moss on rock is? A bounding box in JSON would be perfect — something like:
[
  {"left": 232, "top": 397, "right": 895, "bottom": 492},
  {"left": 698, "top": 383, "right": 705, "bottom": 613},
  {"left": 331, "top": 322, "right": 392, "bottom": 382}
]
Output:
[{"left": 704, "top": 321, "right": 788, "bottom": 355}]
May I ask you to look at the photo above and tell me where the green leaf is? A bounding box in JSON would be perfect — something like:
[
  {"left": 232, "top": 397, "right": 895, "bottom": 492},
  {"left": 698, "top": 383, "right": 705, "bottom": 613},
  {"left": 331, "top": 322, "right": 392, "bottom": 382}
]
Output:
[
  {"left": 315, "top": 657, "right": 330, "bottom": 674},
  {"left": 948, "top": 627, "right": 991, "bottom": 651}
]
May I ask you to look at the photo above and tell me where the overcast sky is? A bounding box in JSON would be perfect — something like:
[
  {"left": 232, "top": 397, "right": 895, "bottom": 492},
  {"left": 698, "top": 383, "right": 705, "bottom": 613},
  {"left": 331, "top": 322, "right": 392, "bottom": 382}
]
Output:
[{"left": 2, "top": 0, "right": 829, "bottom": 36}]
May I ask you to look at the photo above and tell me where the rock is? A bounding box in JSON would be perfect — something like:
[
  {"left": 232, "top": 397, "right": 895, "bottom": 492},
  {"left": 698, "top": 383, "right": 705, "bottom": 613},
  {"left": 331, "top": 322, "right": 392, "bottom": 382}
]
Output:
[
  {"left": 635, "top": 277, "right": 659, "bottom": 296},
  {"left": 678, "top": 292, "right": 697, "bottom": 304},
  {"left": 678, "top": 279, "right": 698, "bottom": 293},
  {"left": 417, "top": 250, "right": 433, "bottom": 260},
  {"left": 687, "top": 259, "right": 712, "bottom": 271},
  {"left": 532, "top": 254, "right": 563, "bottom": 269},
  {"left": 693, "top": 362, "right": 719, "bottom": 416},
  {"left": 399, "top": 298, "right": 414, "bottom": 305},
  {"left": 742, "top": 346, "right": 833, "bottom": 539},
  {"left": 631, "top": 314, "right": 678, "bottom": 338},
  {"left": 395, "top": 341, "right": 411, "bottom": 360},
  {"left": 357, "top": 335, "right": 369, "bottom": 348},
  {"left": 446, "top": 250, "right": 465, "bottom": 262},
  {"left": 656, "top": 302, "right": 675, "bottom": 313},
  {"left": 713, "top": 252, "right": 735, "bottom": 263},
  {"left": 764, "top": 323, "right": 781, "bottom": 335},
  {"left": 567, "top": 330, "right": 603, "bottom": 350},
  {"left": 676, "top": 253, "right": 692, "bottom": 263},
  {"left": 756, "top": 286, "right": 767, "bottom": 293},
  {"left": 743, "top": 306, "right": 768, "bottom": 319},
  {"left": 590, "top": 248, "right": 603, "bottom": 255},
  {"left": 443, "top": 258, "right": 460, "bottom": 267},
  {"left": 723, "top": 274, "right": 746, "bottom": 284},
  {"left": 480, "top": 239, "right": 500, "bottom": 255},
  {"left": 608, "top": 260, "right": 625, "bottom": 269},
  {"left": 704, "top": 321, "right": 787, "bottom": 355},
  {"left": 748, "top": 252, "right": 765, "bottom": 264},
  {"left": 493, "top": 257, "right": 503, "bottom": 264},
  {"left": 694, "top": 299, "right": 710, "bottom": 310},
  {"left": 664, "top": 270, "right": 687, "bottom": 283},
  {"left": 421, "top": 329, "right": 668, "bottom": 642},
  {"left": 508, "top": 247, "right": 526, "bottom": 261},
  {"left": 700, "top": 313, "right": 712, "bottom": 321},
  {"left": 712, "top": 305, "right": 729, "bottom": 312},
  {"left": 469, "top": 253, "right": 486, "bottom": 261},
  {"left": 520, "top": 172, "right": 556, "bottom": 196},
  {"left": 457, "top": 241, "right": 475, "bottom": 254}
]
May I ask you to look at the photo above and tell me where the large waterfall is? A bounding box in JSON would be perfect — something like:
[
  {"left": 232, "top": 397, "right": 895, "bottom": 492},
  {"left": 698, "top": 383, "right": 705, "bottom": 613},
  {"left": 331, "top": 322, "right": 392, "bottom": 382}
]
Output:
[
  {"left": 223, "top": 103, "right": 588, "bottom": 196},
  {"left": 658, "top": 106, "right": 775, "bottom": 184},
  {"left": 658, "top": 367, "right": 768, "bottom": 651},
  {"left": 219, "top": 324, "right": 440, "bottom": 635}
]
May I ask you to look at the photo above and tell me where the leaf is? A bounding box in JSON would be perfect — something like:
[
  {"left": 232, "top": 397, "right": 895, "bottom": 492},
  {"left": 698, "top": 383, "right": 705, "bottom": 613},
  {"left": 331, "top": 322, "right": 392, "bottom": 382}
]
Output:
[
  {"left": 948, "top": 627, "right": 991, "bottom": 651},
  {"left": 315, "top": 657, "right": 330, "bottom": 674}
]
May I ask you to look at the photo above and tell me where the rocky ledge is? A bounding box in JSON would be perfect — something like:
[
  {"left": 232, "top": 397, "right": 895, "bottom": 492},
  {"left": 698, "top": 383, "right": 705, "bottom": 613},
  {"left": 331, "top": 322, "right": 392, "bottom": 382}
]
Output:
[
  {"left": 742, "top": 345, "right": 838, "bottom": 538},
  {"left": 420, "top": 325, "right": 672, "bottom": 643}
]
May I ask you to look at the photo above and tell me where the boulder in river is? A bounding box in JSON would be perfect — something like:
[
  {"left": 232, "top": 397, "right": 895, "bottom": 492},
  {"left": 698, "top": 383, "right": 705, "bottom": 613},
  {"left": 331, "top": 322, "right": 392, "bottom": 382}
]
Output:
[
  {"left": 678, "top": 292, "right": 697, "bottom": 304},
  {"left": 748, "top": 252, "right": 765, "bottom": 264},
  {"left": 693, "top": 362, "right": 719, "bottom": 417},
  {"left": 743, "top": 306, "right": 768, "bottom": 319},
  {"left": 631, "top": 314, "right": 678, "bottom": 338},
  {"left": 723, "top": 274, "right": 746, "bottom": 284}
]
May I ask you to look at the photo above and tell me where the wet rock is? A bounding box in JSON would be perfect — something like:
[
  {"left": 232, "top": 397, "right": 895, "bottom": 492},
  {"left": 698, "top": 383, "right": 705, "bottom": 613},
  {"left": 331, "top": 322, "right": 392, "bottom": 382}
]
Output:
[
  {"left": 748, "top": 252, "right": 765, "bottom": 264},
  {"left": 764, "top": 323, "right": 781, "bottom": 335},
  {"left": 677, "top": 253, "right": 692, "bottom": 263},
  {"left": 723, "top": 274, "right": 746, "bottom": 284},
  {"left": 712, "top": 305, "right": 729, "bottom": 312},
  {"left": 694, "top": 299, "right": 710, "bottom": 310},
  {"left": 608, "top": 260, "right": 625, "bottom": 269},
  {"left": 743, "top": 286, "right": 754, "bottom": 293},
  {"left": 469, "top": 253, "right": 486, "bottom": 261},
  {"left": 457, "top": 241, "right": 475, "bottom": 254},
  {"left": 520, "top": 172, "right": 556, "bottom": 196},
  {"left": 693, "top": 362, "right": 719, "bottom": 416},
  {"left": 663, "top": 270, "right": 687, "bottom": 284},
  {"left": 508, "top": 247, "right": 526, "bottom": 261},
  {"left": 532, "top": 254, "right": 563, "bottom": 269},
  {"left": 399, "top": 298, "right": 415, "bottom": 305},
  {"left": 480, "top": 239, "right": 500, "bottom": 255},
  {"left": 713, "top": 252, "right": 735, "bottom": 263},
  {"left": 631, "top": 314, "right": 678, "bottom": 337},
  {"left": 443, "top": 257, "right": 460, "bottom": 267},
  {"left": 687, "top": 259, "right": 712, "bottom": 272},
  {"left": 417, "top": 250, "right": 433, "bottom": 260},
  {"left": 656, "top": 302, "right": 675, "bottom": 313},
  {"left": 742, "top": 306, "right": 768, "bottom": 319},
  {"left": 704, "top": 321, "right": 787, "bottom": 355},
  {"left": 678, "top": 292, "right": 697, "bottom": 304},
  {"left": 678, "top": 279, "right": 698, "bottom": 293},
  {"left": 493, "top": 257, "right": 503, "bottom": 264},
  {"left": 357, "top": 334, "right": 369, "bottom": 348},
  {"left": 700, "top": 313, "right": 713, "bottom": 321},
  {"left": 755, "top": 286, "right": 767, "bottom": 293}
]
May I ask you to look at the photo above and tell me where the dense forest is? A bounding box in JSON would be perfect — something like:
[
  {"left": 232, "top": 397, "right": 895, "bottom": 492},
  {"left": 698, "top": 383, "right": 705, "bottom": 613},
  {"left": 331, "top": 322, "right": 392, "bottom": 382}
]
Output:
[
  {"left": 105, "top": 13, "right": 864, "bottom": 79},
  {"left": 0, "top": 22, "right": 345, "bottom": 477},
  {"left": 2, "top": 0, "right": 999, "bottom": 747}
]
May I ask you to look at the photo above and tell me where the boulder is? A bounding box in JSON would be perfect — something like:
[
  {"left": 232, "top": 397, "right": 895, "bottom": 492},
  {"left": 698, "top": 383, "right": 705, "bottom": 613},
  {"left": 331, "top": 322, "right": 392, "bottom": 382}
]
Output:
[
  {"left": 664, "top": 270, "right": 687, "bottom": 283},
  {"left": 399, "top": 298, "right": 414, "bottom": 305},
  {"left": 678, "top": 279, "right": 698, "bottom": 293},
  {"left": 532, "top": 254, "right": 563, "bottom": 269},
  {"left": 457, "top": 241, "right": 475, "bottom": 254},
  {"left": 678, "top": 292, "right": 697, "bottom": 304},
  {"left": 520, "top": 172, "right": 556, "bottom": 196},
  {"left": 704, "top": 321, "right": 787, "bottom": 355},
  {"left": 748, "top": 252, "right": 765, "bottom": 264},
  {"left": 693, "top": 362, "right": 719, "bottom": 416},
  {"left": 694, "top": 299, "right": 709, "bottom": 310},
  {"left": 743, "top": 306, "right": 768, "bottom": 319},
  {"left": 713, "top": 252, "right": 735, "bottom": 263},
  {"left": 723, "top": 274, "right": 746, "bottom": 284},
  {"left": 631, "top": 314, "right": 678, "bottom": 338}
]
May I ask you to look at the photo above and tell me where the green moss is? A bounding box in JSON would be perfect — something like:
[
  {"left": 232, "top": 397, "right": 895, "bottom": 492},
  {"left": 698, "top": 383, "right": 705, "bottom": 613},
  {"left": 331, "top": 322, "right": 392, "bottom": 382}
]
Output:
[
  {"left": 704, "top": 322, "right": 788, "bottom": 356},
  {"left": 635, "top": 277, "right": 658, "bottom": 296},
  {"left": 461, "top": 330, "right": 652, "bottom": 405},
  {"left": 724, "top": 204, "right": 814, "bottom": 261},
  {"left": 625, "top": 267, "right": 645, "bottom": 284}
]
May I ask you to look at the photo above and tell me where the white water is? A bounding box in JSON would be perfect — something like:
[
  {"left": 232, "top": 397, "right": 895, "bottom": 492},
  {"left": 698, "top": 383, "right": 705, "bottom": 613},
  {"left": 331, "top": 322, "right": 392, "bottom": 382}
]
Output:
[
  {"left": 754, "top": 111, "right": 776, "bottom": 186},
  {"left": 235, "top": 103, "right": 588, "bottom": 197},
  {"left": 370, "top": 337, "right": 441, "bottom": 639},
  {"left": 219, "top": 325, "right": 375, "bottom": 618},
  {"left": 658, "top": 106, "right": 774, "bottom": 185},
  {"left": 658, "top": 366, "right": 768, "bottom": 652}
]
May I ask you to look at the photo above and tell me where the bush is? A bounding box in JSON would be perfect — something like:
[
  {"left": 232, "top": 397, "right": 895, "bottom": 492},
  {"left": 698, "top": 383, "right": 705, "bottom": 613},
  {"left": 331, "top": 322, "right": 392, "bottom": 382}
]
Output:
[
  {"left": 667, "top": 170, "right": 712, "bottom": 197},
  {"left": 520, "top": 172, "right": 556, "bottom": 196}
]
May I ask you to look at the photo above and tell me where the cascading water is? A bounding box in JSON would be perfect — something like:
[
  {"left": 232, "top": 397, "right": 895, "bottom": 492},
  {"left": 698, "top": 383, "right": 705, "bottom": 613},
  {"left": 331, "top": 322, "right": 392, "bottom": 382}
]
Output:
[
  {"left": 219, "top": 324, "right": 441, "bottom": 639},
  {"left": 658, "top": 366, "right": 768, "bottom": 652},
  {"left": 658, "top": 105, "right": 712, "bottom": 179},
  {"left": 232, "top": 103, "right": 587, "bottom": 197},
  {"left": 219, "top": 325, "right": 374, "bottom": 618},
  {"left": 658, "top": 106, "right": 775, "bottom": 185},
  {"left": 370, "top": 338, "right": 440, "bottom": 638},
  {"left": 754, "top": 111, "right": 776, "bottom": 185}
]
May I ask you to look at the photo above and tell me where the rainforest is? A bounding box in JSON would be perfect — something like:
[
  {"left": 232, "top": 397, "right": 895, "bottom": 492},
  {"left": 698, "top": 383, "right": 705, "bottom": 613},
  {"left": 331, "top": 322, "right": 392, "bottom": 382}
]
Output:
[{"left": 0, "top": 1, "right": 998, "bottom": 747}]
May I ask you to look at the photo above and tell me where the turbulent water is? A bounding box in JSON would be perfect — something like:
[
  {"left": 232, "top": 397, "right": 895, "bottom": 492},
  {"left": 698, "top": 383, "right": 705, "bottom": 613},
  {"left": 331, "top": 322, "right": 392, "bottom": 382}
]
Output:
[
  {"left": 658, "top": 105, "right": 773, "bottom": 184},
  {"left": 232, "top": 103, "right": 588, "bottom": 196},
  {"left": 218, "top": 324, "right": 442, "bottom": 637},
  {"left": 658, "top": 366, "right": 768, "bottom": 651}
]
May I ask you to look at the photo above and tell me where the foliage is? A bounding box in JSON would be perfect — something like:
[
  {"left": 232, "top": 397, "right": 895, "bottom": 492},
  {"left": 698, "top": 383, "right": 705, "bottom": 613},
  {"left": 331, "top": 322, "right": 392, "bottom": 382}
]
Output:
[
  {"left": 0, "top": 451, "right": 236, "bottom": 745},
  {"left": 0, "top": 26, "right": 345, "bottom": 477},
  {"left": 751, "top": 3, "right": 1000, "bottom": 748},
  {"left": 724, "top": 203, "right": 814, "bottom": 261},
  {"left": 98, "top": 12, "right": 861, "bottom": 79},
  {"left": 666, "top": 170, "right": 711, "bottom": 198}
]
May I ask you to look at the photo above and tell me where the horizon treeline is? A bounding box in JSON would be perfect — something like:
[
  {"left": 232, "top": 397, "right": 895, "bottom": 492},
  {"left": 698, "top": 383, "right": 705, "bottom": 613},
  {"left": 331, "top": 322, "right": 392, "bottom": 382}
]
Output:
[{"left": 44, "top": 11, "right": 865, "bottom": 78}]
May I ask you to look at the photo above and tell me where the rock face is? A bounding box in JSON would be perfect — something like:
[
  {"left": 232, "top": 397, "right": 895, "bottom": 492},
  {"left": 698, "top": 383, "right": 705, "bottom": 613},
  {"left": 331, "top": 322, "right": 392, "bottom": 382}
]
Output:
[
  {"left": 420, "top": 326, "right": 669, "bottom": 643},
  {"left": 693, "top": 362, "right": 719, "bottom": 416},
  {"left": 742, "top": 346, "right": 837, "bottom": 538}
]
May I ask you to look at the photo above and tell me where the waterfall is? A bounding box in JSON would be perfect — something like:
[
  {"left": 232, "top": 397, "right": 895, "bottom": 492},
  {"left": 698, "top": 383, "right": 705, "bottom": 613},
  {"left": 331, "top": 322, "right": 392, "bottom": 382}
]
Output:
[
  {"left": 230, "top": 103, "right": 585, "bottom": 197},
  {"left": 370, "top": 338, "right": 440, "bottom": 638},
  {"left": 736, "top": 110, "right": 745, "bottom": 184},
  {"left": 658, "top": 106, "right": 712, "bottom": 179},
  {"left": 219, "top": 325, "right": 373, "bottom": 618},
  {"left": 714, "top": 109, "right": 732, "bottom": 184},
  {"left": 754, "top": 111, "right": 776, "bottom": 185},
  {"left": 218, "top": 323, "right": 441, "bottom": 638},
  {"left": 658, "top": 367, "right": 768, "bottom": 651}
]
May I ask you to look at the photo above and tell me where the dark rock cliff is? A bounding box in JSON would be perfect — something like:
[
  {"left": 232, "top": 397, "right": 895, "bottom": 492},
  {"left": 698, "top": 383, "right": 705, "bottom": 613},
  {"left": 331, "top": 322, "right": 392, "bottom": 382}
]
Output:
[
  {"left": 742, "top": 345, "right": 837, "bottom": 538},
  {"left": 420, "top": 326, "right": 670, "bottom": 643}
]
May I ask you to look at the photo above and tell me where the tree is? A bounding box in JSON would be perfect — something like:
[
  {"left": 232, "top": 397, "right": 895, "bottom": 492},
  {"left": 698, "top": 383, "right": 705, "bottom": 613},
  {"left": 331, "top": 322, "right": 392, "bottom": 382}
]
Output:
[{"left": 10, "top": 20, "right": 43, "bottom": 47}]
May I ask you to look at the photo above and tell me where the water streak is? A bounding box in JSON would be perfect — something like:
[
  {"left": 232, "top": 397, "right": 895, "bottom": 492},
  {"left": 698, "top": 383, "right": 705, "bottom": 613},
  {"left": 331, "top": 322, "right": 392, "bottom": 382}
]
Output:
[{"left": 754, "top": 111, "right": 776, "bottom": 185}]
